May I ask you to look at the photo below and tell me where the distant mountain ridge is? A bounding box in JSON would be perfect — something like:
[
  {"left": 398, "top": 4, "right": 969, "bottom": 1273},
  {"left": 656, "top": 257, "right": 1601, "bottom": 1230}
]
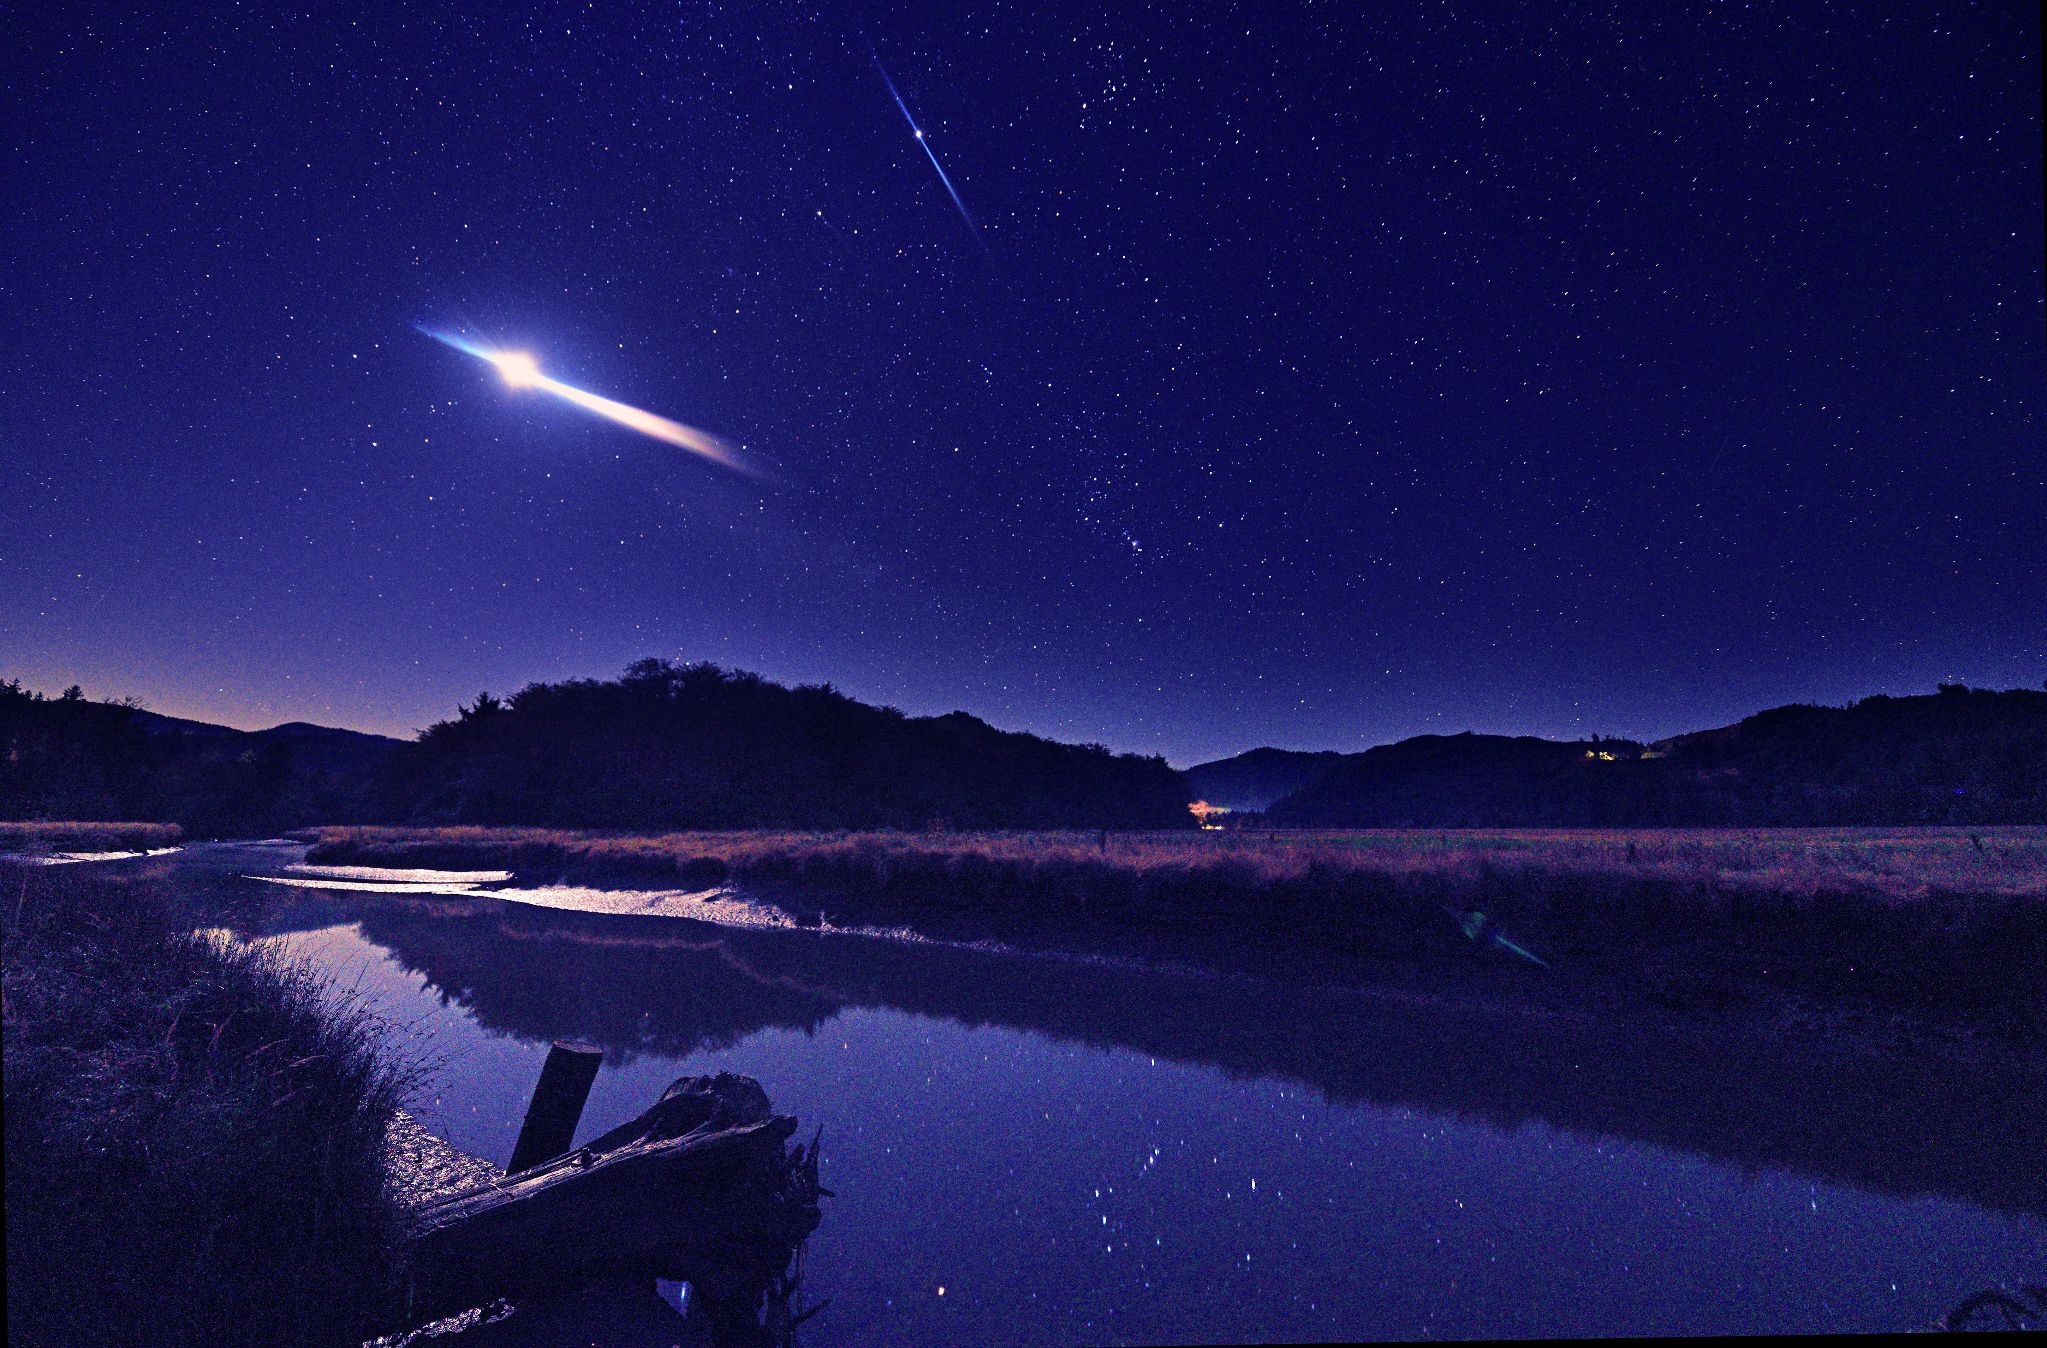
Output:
[
  {"left": 12, "top": 672, "right": 2045, "bottom": 833},
  {"left": 1182, "top": 747, "right": 1347, "bottom": 811},
  {"left": 1243, "top": 686, "right": 2047, "bottom": 826},
  {"left": 132, "top": 707, "right": 398, "bottom": 750},
  {"left": 1, "top": 680, "right": 400, "bottom": 834}
]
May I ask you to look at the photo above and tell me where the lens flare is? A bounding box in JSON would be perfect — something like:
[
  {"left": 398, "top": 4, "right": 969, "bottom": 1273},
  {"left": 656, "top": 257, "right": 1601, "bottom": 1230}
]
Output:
[{"left": 418, "top": 327, "right": 751, "bottom": 476}]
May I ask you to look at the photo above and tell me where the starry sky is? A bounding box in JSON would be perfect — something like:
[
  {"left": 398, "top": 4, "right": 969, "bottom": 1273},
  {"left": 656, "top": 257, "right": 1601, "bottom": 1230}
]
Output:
[{"left": 5, "top": 2, "right": 2042, "bottom": 766}]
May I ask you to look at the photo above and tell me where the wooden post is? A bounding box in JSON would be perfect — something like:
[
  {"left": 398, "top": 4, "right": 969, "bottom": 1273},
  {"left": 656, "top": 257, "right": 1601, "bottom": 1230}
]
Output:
[{"left": 507, "top": 1041, "right": 603, "bottom": 1175}]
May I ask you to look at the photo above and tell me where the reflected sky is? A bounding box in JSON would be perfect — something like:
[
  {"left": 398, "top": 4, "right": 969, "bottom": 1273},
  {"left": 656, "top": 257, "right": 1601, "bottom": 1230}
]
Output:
[{"left": 178, "top": 844, "right": 2047, "bottom": 1341}]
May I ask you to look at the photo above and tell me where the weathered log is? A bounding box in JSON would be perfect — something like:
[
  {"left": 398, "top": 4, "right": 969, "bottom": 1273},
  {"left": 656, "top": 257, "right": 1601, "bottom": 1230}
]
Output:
[
  {"left": 505, "top": 1041, "right": 603, "bottom": 1175},
  {"left": 401, "top": 1072, "right": 822, "bottom": 1329}
]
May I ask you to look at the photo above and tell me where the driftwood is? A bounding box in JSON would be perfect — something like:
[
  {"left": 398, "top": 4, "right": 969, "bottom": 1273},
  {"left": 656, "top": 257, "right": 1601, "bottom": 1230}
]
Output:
[{"left": 401, "top": 1072, "right": 823, "bottom": 1334}]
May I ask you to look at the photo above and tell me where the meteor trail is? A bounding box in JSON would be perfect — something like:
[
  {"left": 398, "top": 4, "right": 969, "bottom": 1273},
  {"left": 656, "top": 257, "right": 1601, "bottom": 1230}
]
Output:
[
  {"left": 873, "top": 52, "right": 988, "bottom": 253},
  {"left": 418, "top": 328, "right": 752, "bottom": 476}
]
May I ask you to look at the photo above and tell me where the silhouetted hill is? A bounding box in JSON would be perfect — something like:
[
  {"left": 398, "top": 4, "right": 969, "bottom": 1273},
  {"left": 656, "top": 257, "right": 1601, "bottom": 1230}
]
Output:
[
  {"left": 122, "top": 710, "right": 399, "bottom": 777},
  {"left": 0, "top": 680, "right": 400, "bottom": 835},
  {"left": 1268, "top": 686, "right": 2047, "bottom": 826},
  {"left": 129, "top": 709, "right": 240, "bottom": 739},
  {"left": 14, "top": 671, "right": 2042, "bottom": 834},
  {"left": 245, "top": 721, "right": 404, "bottom": 777},
  {"left": 1262, "top": 732, "right": 1648, "bottom": 826},
  {"left": 377, "top": 659, "right": 1195, "bottom": 830},
  {"left": 1182, "top": 747, "right": 1347, "bottom": 810}
]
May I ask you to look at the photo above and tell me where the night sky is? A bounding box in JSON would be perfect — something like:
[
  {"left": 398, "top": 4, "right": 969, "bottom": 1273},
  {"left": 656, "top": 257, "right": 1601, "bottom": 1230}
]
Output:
[{"left": 5, "top": 2, "right": 2042, "bottom": 766}]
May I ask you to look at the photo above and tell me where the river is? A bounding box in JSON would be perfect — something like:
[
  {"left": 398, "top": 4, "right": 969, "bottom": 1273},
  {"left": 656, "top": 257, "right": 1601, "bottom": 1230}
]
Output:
[{"left": 146, "top": 841, "right": 2043, "bottom": 1343}]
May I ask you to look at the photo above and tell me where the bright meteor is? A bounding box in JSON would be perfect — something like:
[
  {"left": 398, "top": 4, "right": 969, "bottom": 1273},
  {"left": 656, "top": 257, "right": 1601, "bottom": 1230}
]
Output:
[
  {"left": 873, "top": 52, "right": 988, "bottom": 255},
  {"left": 418, "top": 328, "right": 750, "bottom": 476}
]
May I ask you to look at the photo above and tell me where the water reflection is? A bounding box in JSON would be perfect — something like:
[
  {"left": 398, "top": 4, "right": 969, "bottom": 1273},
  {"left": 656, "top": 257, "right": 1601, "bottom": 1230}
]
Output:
[
  {"left": 152, "top": 844, "right": 2045, "bottom": 1341},
  {"left": 184, "top": 847, "right": 2047, "bottom": 1222}
]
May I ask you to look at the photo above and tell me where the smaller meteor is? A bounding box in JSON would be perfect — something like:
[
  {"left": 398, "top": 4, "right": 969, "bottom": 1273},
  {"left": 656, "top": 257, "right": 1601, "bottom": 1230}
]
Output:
[
  {"left": 418, "top": 328, "right": 752, "bottom": 476},
  {"left": 873, "top": 51, "right": 988, "bottom": 254}
]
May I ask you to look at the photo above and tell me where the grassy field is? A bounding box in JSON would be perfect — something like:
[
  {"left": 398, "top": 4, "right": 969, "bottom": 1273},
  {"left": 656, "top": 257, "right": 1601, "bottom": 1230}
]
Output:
[
  {"left": 0, "top": 820, "right": 184, "bottom": 853},
  {"left": 296, "top": 824, "right": 2047, "bottom": 944},
  {"left": 298, "top": 824, "right": 2047, "bottom": 1046},
  {"left": 297, "top": 823, "right": 2047, "bottom": 900},
  {"left": 3, "top": 859, "right": 409, "bottom": 1346}
]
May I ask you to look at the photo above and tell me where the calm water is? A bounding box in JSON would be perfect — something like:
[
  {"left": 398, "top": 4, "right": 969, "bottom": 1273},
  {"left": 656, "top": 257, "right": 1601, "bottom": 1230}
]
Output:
[{"left": 161, "top": 842, "right": 2042, "bottom": 1343}]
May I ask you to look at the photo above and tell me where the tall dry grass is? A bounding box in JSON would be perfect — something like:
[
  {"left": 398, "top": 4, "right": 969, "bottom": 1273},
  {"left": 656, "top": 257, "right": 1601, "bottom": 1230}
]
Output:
[
  {"left": 297, "top": 825, "right": 2047, "bottom": 945},
  {"left": 0, "top": 819, "right": 184, "bottom": 853},
  {"left": 3, "top": 860, "right": 411, "bottom": 1347}
]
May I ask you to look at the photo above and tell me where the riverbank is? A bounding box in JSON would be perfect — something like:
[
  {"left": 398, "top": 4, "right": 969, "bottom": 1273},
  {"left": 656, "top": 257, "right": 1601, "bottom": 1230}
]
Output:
[
  {"left": 233, "top": 835, "right": 2043, "bottom": 1339},
  {"left": 2, "top": 858, "right": 409, "bottom": 1347},
  {"left": 297, "top": 825, "right": 2047, "bottom": 1050},
  {"left": 0, "top": 819, "right": 184, "bottom": 854}
]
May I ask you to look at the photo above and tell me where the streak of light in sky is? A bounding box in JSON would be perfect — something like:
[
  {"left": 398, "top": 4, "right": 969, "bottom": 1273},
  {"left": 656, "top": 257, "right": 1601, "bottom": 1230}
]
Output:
[
  {"left": 872, "top": 51, "right": 989, "bottom": 255},
  {"left": 416, "top": 327, "right": 755, "bottom": 477}
]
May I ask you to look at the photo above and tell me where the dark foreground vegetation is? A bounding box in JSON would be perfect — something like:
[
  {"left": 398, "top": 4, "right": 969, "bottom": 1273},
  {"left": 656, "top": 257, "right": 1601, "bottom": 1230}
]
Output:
[
  {"left": 2, "top": 861, "right": 408, "bottom": 1347},
  {"left": 300, "top": 825, "right": 2047, "bottom": 1044},
  {"left": 1248, "top": 685, "right": 2047, "bottom": 827}
]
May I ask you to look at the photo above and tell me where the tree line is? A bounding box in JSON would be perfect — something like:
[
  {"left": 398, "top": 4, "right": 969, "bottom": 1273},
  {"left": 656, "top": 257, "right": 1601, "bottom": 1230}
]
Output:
[
  {"left": 379, "top": 659, "right": 1194, "bottom": 830},
  {"left": 10, "top": 669, "right": 2043, "bottom": 835},
  {"left": 0, "top": 680, "right": 381, "bottom": 836}
]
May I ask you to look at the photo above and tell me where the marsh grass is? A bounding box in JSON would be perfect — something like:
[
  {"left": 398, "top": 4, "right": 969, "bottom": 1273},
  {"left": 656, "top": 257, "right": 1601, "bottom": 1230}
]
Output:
[
  {"left": 296, "top": 825, "right": 2046, "bottom": 947},
  {"left": 3, "top": 860, "right": 412, "bottom": 1347},
  {"left": 0, "top": 819, "right": 184, "bottom": 853},
  {"left": 296, "top": 825, "right": 2047, "bottom": 1038},
  {"left": 298, "top": 823, "right": 2047, "bottom": 900}
]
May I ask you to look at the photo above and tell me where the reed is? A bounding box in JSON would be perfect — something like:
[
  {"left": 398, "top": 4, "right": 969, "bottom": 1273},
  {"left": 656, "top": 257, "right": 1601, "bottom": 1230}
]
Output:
[
  {"left": 297, "top": 824, "right": 2047, "bottom": 942},
  {"left": 3, "top": 860, "right": 411, "bottom": 1347},
  {"left": 292, "top": 825, "right": 2047, "bottom": 1043},
  {"left": 0, "top": 820, "right": 184, "bottom": 853}
]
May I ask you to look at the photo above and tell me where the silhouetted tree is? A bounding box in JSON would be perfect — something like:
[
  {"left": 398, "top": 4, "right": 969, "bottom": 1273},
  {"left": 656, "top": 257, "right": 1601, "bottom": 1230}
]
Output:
[
  {"left": 0, "top": 679, "right": 391, "bottom": 834},
  {"left": 377, "top": 659, "right": 1195, "bottom": 830}
]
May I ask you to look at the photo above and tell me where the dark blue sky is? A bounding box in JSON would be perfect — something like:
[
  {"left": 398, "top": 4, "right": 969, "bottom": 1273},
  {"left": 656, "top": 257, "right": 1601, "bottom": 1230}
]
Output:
[{"left": 5, "top": 2, "right": 2042, "bottom": 765}]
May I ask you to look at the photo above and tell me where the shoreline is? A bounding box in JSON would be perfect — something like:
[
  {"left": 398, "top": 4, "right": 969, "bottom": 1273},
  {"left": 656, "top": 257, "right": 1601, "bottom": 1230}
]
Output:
[
  {"left": 295, "top": 824, "right": 2047, "bottom": 1058},
  {"left": 252, "top": 858, "right": 2047, "bottom": 1223},
  {"left": 12, "top": 832, "right": 2041, "bottom": 1342}
]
